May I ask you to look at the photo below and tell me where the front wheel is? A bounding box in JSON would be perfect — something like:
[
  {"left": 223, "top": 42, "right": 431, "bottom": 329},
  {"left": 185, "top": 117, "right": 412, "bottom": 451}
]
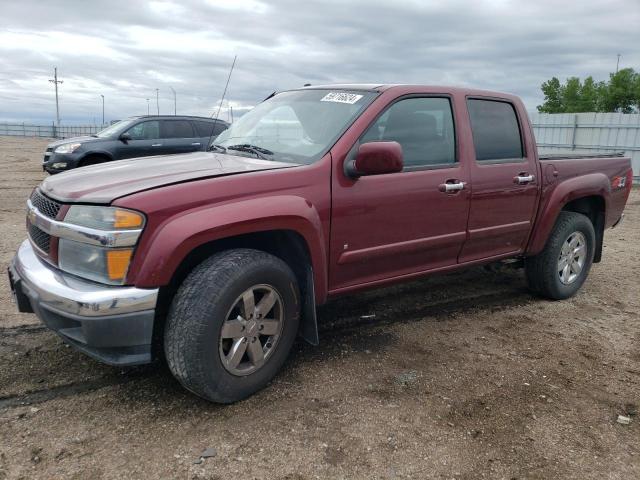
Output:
[
  {"left": 164, "top": 249, "right": 300, "bottom": 403},
  {"left": 525, "top": 211, "right": 595, "bottom": 300}
]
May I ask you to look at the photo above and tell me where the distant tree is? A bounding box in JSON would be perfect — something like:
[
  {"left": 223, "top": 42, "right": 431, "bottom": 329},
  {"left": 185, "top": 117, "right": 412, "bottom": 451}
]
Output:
[
  {"left": 562, "top": 77, "right": 582, "bottom": 112},
  {"left": 635, "top": 73, "right": 640, "bottom": 111},
  {"left": 537, "top": 68, "right": 639, "bottom": 113},
  {"left": 537, "top": 77, "right": 563, "bottom": 113},
  {"left": 578, "top": 76, "right": 605, "bottom": 112},
  {"left": 602, "top": 68, "right": 638, "bottom": 113}
]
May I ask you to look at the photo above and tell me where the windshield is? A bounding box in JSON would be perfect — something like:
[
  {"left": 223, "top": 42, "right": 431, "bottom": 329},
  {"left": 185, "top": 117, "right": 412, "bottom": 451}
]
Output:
[
  {"left": 213, "top": 89, "right": 377, "bottom": 164},
  {"left": 95, "top": 119, "right": 136, "bottom": 138}
]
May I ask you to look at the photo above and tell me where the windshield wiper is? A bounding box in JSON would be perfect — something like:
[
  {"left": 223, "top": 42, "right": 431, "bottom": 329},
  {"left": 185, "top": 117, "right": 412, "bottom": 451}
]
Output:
[
  {"left": 227, "top": 144, "right": 274, "bottom": 160},
  {"left": 208, "top": 143, "right": 227, "bottom": 153},
  {"left": 90, "top": 134, "right": 99, "bottom": 138}
]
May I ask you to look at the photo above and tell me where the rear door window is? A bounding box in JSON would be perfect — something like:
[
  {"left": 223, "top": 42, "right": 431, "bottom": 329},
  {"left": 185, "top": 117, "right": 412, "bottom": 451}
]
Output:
[
  {"left": 467, "top": 99, "right": 523, "bottom": 162},
  {"left": 125, "top": 121, "right": 160, "bottom": 140},
  {"left": 161, "top": 120, "right": 196, "bottom": 139}
]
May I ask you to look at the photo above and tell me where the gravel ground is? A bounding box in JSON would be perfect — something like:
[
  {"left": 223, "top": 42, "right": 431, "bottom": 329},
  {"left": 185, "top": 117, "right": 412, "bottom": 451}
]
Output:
[{"left": 0, "top": 136, "right": 638, "bottom": 479}]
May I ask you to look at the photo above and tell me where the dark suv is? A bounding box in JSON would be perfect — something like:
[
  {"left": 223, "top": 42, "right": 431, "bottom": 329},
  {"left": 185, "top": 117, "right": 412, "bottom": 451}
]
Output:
[{"left": 43, "top": 115, "right": 229, "bottom": 174}]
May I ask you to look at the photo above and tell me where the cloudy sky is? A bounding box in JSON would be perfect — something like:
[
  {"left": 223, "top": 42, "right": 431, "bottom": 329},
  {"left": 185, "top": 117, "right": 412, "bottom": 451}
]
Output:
[{"left": 0, "top": 0, "right": 638, "bottom": 124}]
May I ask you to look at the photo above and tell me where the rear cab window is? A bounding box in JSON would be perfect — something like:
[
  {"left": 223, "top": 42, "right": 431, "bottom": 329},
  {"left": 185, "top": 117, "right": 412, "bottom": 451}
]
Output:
[{"left": 467, "top": 99, "right": 524, "bottom": 163}]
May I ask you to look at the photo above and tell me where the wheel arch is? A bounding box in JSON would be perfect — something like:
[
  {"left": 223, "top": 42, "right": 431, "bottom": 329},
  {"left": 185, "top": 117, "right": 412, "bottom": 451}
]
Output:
[
  {"left": 151, "top": 229, "right": 320, "bottom": 358},
  {"left": 129, "top": 195, "right": 328, "bottom": 355},
  {"left": 560, "top": 195, "right": 606, "bottom": 262},
  {"left": 78, "top": 151, "right": 113, "bottom": 166},
  {"left": 526, "top": 173, "right": 609, "bottom": 259}
]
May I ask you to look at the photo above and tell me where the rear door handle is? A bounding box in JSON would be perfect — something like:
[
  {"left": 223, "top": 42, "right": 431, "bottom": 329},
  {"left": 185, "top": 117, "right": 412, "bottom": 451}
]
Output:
[
  {"left": 514, "top": 174, "right": 535, "bottom": 184},
  {"left": 438, "top": 180, "right": 466, "bottom": 193},
  {"left": 151, "top": 143, "right": 162, "bottom": 147},
  {"left": 191, "top": 142, "right": 201, "bottom": 146}
]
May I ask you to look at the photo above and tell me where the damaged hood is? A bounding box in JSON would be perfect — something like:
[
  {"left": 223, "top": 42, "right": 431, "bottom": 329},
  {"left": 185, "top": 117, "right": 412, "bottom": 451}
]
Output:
[{"left": 40, "top": 151, "right": 299, "bottom": 203}]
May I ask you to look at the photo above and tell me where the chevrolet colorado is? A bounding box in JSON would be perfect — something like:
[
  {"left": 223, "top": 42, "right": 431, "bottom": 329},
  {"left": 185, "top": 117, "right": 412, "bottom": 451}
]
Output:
[{"left": 9, "top": 85, "right": 633, "bottom": 403}]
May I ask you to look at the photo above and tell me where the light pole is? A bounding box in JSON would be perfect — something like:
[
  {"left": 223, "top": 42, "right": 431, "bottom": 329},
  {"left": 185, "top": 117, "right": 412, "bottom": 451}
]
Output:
[
  {"left": 146, "top": 98, "right": 150, "bottom": 115},
  {"left": 100, "top": 94, "right": 104, "bottom": 125},
  {"left": 616, "top": 53, "right": 621, "bottom": 73},
  {"left": 155, "top": 88, "right": 159, "bottom": 115},
  {"left": 169, "top": 86, "right": 176, "bottom": 115},
  {"left": 48, "top": 67, "right": 63, "bottom": 127}
]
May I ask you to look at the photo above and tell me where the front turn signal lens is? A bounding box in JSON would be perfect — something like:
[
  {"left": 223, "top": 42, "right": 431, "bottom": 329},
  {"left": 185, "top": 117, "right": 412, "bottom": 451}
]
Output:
[
  {"left": 114, "top": 209, "right": 144, "bottom": 229},
  {"left": 106, "top": 249, "right": 133, "bottom": 281}
]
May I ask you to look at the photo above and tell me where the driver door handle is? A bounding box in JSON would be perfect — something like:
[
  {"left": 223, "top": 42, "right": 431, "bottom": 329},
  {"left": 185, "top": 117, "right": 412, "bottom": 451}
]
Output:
[
  {"left": 438, "top": 180, "right": 466, "bottom": 193},
  {"left": 151, "top": 143, "right": 162, "bottom": 147},
  {"left": 191, "top": 142, "right": 201, "bottom": 146},
  {"left": 514, "top": 173, "right": 535, "bottom": 184}
]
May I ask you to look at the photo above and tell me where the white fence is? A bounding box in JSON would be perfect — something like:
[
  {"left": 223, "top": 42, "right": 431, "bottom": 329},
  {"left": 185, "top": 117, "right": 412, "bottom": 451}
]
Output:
[
  {"left": 0, "top": 122, "right": 107, "bottom": 139},
  {"left": 530, "top": 112, "right": 640, "bottom": 179}
]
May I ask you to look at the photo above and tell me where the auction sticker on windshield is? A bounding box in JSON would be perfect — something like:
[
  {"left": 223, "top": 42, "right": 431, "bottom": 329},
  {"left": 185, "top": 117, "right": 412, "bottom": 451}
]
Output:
[{"left": 320, "top": 92, "right": 363, "bottom": 104}]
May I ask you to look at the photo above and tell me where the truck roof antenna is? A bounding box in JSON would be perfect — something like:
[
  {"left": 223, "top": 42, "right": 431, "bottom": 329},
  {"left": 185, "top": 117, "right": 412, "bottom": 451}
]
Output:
[{"left": 208, "top": 54, "right": 237, "bottom": 150}]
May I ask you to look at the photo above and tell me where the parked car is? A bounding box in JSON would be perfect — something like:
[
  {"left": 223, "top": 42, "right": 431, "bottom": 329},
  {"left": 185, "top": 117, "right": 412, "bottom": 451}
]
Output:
[
  {"left": 10, "top": 85, "right": 632, "bottom": 403},
  {"left": 42, "top": 115, "right": 229, "bottom": 173}
]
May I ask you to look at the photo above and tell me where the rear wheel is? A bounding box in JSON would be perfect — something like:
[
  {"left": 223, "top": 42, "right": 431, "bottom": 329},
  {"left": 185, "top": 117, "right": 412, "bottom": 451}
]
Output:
[
  {"left": 525, "top": 211, "right": 595, "bottom": 300},
  {"left": 164, "top": 249, "right": 300, "bottom": 403}
]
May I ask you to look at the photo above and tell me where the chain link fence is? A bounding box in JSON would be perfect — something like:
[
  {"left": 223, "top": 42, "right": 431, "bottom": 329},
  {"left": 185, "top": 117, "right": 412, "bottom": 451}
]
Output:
[{"left": 0, "top": 122, "right": 107, "bottom": 139}]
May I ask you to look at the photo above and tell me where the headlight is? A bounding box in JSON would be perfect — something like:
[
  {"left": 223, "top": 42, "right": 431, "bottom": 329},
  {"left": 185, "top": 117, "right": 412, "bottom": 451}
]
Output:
[
  {"left": 58, "top": 206, "right": 145, "bottom": 285},
  {"left": 54, "top": 143, "right": 82, "bottom": 154},
  {"left": 64, "top": 206, "right": 145, "bottom": 230},
  {"left": 59, "top": 240, "right": 133, "bottom": 285}
]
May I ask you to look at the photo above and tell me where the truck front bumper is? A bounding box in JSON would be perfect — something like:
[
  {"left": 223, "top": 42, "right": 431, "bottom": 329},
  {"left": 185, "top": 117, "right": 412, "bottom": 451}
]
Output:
[{"left": 8, "top": 240, "right": 158, "bottom": 366}]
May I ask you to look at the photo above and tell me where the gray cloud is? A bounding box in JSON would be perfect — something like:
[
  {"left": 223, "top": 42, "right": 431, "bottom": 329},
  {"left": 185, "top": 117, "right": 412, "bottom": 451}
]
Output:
[{"left": 0, "top": 0, "right": 638, "bottom": 124}]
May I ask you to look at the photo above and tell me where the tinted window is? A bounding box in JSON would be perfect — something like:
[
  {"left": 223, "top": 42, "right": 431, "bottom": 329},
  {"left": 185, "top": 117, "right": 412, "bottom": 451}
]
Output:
[
  {"left": 361, "top": 97, "right": 456, "bottom": 169},
  {"left": 161, "top": 120, "right": 195, "bottom": 138},
  {"left": 194, "top": 120, "right": 227, "bottom": 137},
  {"left": 467, "top": 99, "right": 523, "bottom": 161},
  {"left": 125, "top": 121, "right": 160, "bottom": 140}
]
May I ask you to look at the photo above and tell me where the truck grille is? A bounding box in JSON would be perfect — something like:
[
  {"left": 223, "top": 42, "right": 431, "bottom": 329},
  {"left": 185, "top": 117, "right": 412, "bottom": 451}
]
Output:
[
  {"left": 28, "top": 223, "right": 51, "bottom": 253},
  {"left": 30, "top": 189, "right": 61, "bottom": 219}
]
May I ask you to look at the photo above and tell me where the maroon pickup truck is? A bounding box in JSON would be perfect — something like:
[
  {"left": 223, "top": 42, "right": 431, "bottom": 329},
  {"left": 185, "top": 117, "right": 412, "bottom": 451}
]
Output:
[{"left": 9, "top": 84, "right": 632, "bottom": 403}]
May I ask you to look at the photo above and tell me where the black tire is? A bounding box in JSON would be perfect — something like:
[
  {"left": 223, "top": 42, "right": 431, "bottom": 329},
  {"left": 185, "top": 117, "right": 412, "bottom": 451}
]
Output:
[
  {"left": 164, "top": 249, "right": 300, "bottom": 403},
  {"left": 525, "top": 211, "right": 595, "bottom": 300}
]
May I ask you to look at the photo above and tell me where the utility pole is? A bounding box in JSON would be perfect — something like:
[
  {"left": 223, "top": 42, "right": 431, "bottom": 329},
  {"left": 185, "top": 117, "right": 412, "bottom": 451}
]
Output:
[
  {"left": 169, "top": 86, "right": 176, "bottom": 115},
  {"left": 616, "top": 53, "right": 621, "bottom": 73},
  {"left": 155, "top": 88, "right": 160, "bottom": 115},
  {"left": 146, "top": 98, "right": 150, "bottom": 115},
  {"left": 48, "top": 67, "right": 63, "bottom": 127},
  {"left": 100, "top": 94, "right": 105, "bottom": 125}
]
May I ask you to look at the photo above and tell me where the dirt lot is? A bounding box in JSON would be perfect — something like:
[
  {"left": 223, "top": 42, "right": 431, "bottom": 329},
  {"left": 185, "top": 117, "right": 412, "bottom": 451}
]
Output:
[{"left": 0, "top": 135, "right": 638, "bottom": 479}]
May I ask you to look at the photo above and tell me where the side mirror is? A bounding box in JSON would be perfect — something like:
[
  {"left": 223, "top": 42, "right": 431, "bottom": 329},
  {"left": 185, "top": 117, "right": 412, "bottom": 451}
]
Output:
[
  {"left": 119, "top": 132, "right": 131, "bottom": 143},
  {"left": 345, "top": 141, "right": 403, "bottom": 178}
]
